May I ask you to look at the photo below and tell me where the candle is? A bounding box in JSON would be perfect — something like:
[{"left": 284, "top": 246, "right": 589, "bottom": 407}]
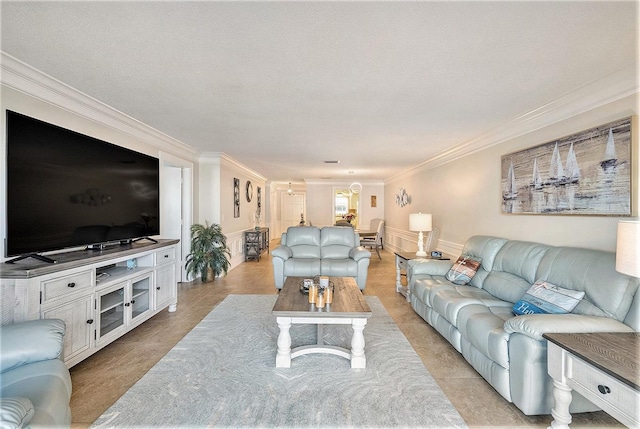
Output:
[
  {"left": 325, "top": 285, "right": 333, "bottom": 304},
  {"left": 316, "top": 291, "right": 325, "bottom": 308},
  {"left": 308, "top": 284, "right": 317, "bottom": 304}
]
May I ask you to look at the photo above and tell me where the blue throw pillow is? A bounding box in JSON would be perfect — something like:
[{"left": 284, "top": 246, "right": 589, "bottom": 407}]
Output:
[{"left": 513, "top": 280, "right": 585, "bottom": 316}]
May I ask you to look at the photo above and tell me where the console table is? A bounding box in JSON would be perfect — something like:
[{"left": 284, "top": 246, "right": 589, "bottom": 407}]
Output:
[
  {"left": 544, "top": 332, "right": 639, "bottom": 428},
  {"left": 245, "top": 227, "right": 269, "bottom": 261},
  {"left": 394, "top": 251, "right": 450, "bottom": 301}
]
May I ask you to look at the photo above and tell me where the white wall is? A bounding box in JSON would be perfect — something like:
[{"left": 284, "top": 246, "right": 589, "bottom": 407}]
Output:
[
  {"left": 305, "top": 180, "right": 384, "bottom": 228},
  {"left": 197, "top": 153, "right": 267, "bottom": 268},
  {"left": 385, "top": 94, "right": 639, "bottom": 255}
]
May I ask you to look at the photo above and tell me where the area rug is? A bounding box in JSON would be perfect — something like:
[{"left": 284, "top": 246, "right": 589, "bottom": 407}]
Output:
[{"left": 91, "top": 294, "right": 467, "bottom": 428}]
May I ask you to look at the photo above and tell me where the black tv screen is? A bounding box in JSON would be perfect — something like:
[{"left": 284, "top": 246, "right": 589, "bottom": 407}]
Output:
[{"left": 6, "top": 110, "right": 160, "bottom": 258}]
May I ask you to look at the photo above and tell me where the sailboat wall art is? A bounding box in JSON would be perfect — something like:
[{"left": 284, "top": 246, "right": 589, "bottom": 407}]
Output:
[{"left": 501, "top": 116, "right": 636, "bottom": 216}]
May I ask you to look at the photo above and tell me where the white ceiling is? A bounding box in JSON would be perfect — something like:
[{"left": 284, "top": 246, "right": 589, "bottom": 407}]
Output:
[{"left": 1, "top": 1, "right": 638, "bottom": 182}]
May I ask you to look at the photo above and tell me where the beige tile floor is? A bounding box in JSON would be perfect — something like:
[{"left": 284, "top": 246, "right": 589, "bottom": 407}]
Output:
[{"left": 69, "top": 244, "right": 622, "bottom": 428}]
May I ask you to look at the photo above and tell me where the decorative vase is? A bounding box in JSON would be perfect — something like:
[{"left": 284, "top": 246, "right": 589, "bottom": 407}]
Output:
[{"left": 206, "top": 266, "right": 214, "bottom": 282}]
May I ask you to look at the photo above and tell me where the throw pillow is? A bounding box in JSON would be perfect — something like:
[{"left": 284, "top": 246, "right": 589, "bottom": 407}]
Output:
[
  {"left": 0, "top": 397, "right": 35, "bottom": 429},
  {"left": 445, "top": 256, "right": 482, "bottom": 285},
  {"left": 513, "top": 280, "right": 585, "bottom": 316}
]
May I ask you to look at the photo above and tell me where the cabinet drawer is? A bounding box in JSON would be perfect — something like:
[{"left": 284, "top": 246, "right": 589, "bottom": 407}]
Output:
[
  {"left": 42, "top": 271, "right": 93, "bottom": 301},
  {"left": 155, "top": 247, "right": 175, "bottom": 265},
  {"left": 398, "top": 258, "right": 408, "bottom": 270},
  {"left": 569, "top": 354, "right": 638, "bottom": 422}
]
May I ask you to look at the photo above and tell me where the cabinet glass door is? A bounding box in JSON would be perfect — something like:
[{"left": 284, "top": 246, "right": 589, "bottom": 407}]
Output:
[
  {"left": 98, "top": 285, "right": 125, "bottom": 338},
  {"left": 130, "top": 274, "right": 152, "bottom": 323}
]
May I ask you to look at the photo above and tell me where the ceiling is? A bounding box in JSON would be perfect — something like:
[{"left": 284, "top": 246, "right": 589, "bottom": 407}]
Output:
[{"left": 1, "top": 1, "right": 637, "bottom": 183}]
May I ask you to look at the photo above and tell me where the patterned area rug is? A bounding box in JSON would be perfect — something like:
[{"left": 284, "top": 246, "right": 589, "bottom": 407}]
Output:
[{"left": 91, "top": 294, "right": 467, "bottom": 428}]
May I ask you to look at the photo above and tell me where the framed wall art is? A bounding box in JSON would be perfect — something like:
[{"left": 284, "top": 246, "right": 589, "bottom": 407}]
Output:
[
  {"left": 501, "top": 116, "right": 636, "bottom": 216},
  {"left": 257, "top": 186, "right": 262, "bottom": 217},
  {"left": 234, "top": 178, "right": 240, "bottom": 218}
]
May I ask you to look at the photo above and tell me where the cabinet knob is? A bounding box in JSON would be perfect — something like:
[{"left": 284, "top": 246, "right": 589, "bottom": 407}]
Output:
[
  {"left": 157, "top": 286, "right": 161, "bottom": 290},
  {"left": 131, "top": 300, "right": 135, "bottom": 304},
  {"left": 164, "top": 255, "right": 169, "bottom": 258},
  {"left": 124, "top": 302, "right": 130, "bottom": 307},
  {"left": 597, "top": 385, "right": 611, "bottom": 394},
  {"left": 87, "top": 319, "right": 94, "bottom": 324},
  {"left": 68, "top": 282, "right": 76, "bottom": 288}
]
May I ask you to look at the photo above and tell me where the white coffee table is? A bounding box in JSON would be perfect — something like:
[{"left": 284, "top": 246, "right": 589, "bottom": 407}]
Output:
[{"left": 272, "top": 276, "right": 372, "bottom": 368}]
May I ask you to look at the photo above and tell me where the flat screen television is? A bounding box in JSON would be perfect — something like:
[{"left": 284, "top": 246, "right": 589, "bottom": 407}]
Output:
[{"left": 5, "top": 110, "right": 160, "bottom": 262}]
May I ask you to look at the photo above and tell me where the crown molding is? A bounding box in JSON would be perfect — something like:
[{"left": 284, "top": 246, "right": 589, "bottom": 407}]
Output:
[
  {"left": 386, "top": 64, "right": 639, "bottom": 184},
  {"left": 1, "top": 51, "right": 197, "bottom": 160},
  {"left": 199, "top": 152, "right": 268, "bottom": 182}
]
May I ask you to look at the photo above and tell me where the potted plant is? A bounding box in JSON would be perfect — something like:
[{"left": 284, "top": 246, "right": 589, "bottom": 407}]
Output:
[{"left": 185, "top": 221, "right": 231, "bottom": 282}]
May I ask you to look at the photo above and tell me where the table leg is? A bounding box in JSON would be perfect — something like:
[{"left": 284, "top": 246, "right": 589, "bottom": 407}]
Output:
[
  {"left": 350, "top": 318, "right": 367, "bottom": 368},
  {"left": 548, "top": 379, "right": 572, "bottom": 429},
  {"left": 276, "top": 317, "right": 292, "bottom": 368},
  {"left": 395, "top": 254, "right": 402, "bottom": 293}
]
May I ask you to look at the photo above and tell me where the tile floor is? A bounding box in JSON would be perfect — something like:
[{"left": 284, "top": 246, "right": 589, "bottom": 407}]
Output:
[{"left": 69, "top": 243, "right": 622, "bottom": 428}]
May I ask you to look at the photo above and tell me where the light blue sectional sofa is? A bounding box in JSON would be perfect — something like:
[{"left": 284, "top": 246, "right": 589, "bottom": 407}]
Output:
[
  {"left": 0, "top": 319, "right": 72, "bottom": 428},
  {"left": 272, "top": 226, "right": 371, "bottom": 289},
  {"left": 407, "top": 235, "right": 639, "bottom": 416}
]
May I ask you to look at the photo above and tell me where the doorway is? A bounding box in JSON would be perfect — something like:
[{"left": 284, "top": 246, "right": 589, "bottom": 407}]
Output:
[
  {"left": 280, "top": 193, "right": 305, "bottom": 236},
  {"left": 334, "top": 187, "right": 360, "bottom": 228},
  {"left": 161, "top": 155, "right": 193, "bottom": 283}
]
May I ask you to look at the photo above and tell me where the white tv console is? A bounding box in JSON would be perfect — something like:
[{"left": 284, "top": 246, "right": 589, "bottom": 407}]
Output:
[{"left": 0, "top": 239, "right": 179, "bottom": 368}]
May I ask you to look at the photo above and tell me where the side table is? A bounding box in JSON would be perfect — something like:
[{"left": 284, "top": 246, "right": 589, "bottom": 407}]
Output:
[
  {"left": 394, "top": 251, "right": 450, "bottom": 302},
  {"left": 244, "top": 227, "right": 270, "bottom": 262},
  {"left": 544, "top": 332, "right": 639, "bottom": 429}
]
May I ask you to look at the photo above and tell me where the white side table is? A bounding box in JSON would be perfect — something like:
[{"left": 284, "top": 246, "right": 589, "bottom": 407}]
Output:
[
  {"left": 394, "top": 251, "right": 449, "bottom": 302},
  {"left": 544, "top": 332, "right": 639, "bottom": 429}
]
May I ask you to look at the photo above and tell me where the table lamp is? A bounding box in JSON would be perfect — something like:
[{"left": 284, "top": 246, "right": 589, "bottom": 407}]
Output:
[
  {"left": 616, "top": 219, "right": 640, "bottom": 278},
  {"left": 409, "top": 213, "right": 432, "bottom": 257}
]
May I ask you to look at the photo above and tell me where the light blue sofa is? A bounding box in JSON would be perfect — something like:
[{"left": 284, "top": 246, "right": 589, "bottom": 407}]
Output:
[
  {"left": 0, "top": 319, "right": 72, "bottom": 428},
  {"left": 272, "top": 226, "right": 371, "bottom": 289},
  {"left": 407, "top": 235, "right": 639, "bottom": 416}
]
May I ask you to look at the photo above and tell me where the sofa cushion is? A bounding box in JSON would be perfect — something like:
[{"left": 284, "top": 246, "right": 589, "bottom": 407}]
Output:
[
  {"left": 0, "top": 319, "right": 65, "bottom": 373},
  {"left": 431, "top": 285, "right": 513, "bottom": 328},
  {"left": 0, "top": 397, "right": 34, "bottom": 429},
  {"left": 321, "top": 259, "right": 358, "bottom": 277},
  {"left": 459, "top": 236, "right": 508, "bottom": 288},
  {"left": 513, "top": 280, "right": 585, "bottom": 315},
  {"left": 458, "top": 304, "right": 513, "bottom": 369},
  {"left": 446, "top": 256, "right": 481, "bottom": 285},
  {"left": 483, "top": 241, "right": 551, "bottom": 303},
  {"left": 283, "top": 226, "right": 321, "bottom": 258},
  {"left": 411, "top": 277, "right": 455, "bottom": 307},
  {"left": 482, "top": 271, "right": 532, "bottom": 304},
  {"left": 320, "top": 227, "right": 357, "bottom": 259},
  {"left": 283, "top": 258, "right": 321, "bottom": 278},
  {"left": 536, "top": 247, "right": 639, "bottom": 322}
]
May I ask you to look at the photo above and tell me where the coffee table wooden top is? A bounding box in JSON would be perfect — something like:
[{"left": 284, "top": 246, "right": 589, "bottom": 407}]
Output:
[{"left": 272, "top": 276, "right": 372, "bottom": 318}]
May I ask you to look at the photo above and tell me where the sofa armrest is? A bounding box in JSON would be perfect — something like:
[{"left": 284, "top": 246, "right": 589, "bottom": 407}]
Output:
[
  {"left": 504, "top": 314, "right": 633, "bottom": 341},
  {"left": 271, "top": 245, "right": 293, "bottom": 260},
  {"left": 0, "top": 319, "right": 65, "bottom": 373},
  {"left": 407, "top": 259, "right": 453, "bottom": 277},
  {"left": 349, "top": 246, "right": 371, "bottom": 262},
  {"left": 0, "top": 397, "right": 35, "bottom": 429}
]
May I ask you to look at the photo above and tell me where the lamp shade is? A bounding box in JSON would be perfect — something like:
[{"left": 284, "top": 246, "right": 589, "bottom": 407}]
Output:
[
  {"left": 616, "top": 219, "right": 640, "bottom": 278},
  {"left": 409, "top": 213, "right": 432, "bottom": 232}
]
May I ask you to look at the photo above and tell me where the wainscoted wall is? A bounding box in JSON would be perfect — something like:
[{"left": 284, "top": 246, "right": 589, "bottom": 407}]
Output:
[
  {"left": 384, "top": 93, "right": 638, "bottom": 253},
  {"left": 383, "top": 226, "right": 464, "bottom": 258}
]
